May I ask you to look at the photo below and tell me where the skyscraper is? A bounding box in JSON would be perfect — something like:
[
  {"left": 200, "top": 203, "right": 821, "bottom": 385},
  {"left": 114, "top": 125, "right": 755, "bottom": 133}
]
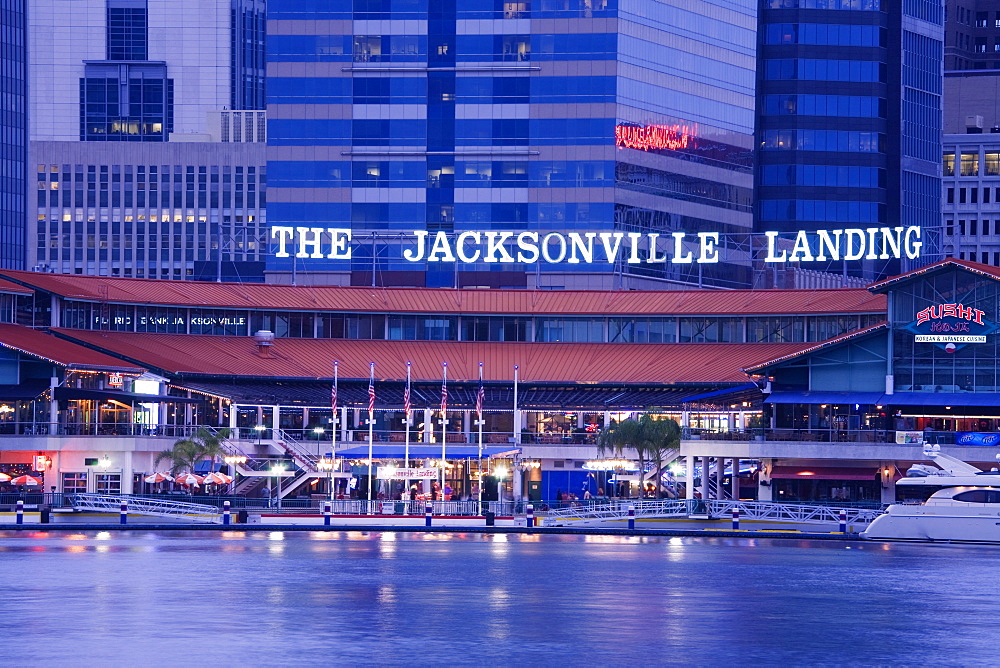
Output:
[
  {"left": 0, "top": 0, "right": 27, "bottom": 269},
  {"left": 754, "top": 0, "right": 944, "bottom": 285},
  {"left": 27, "top": 0, "right": 267, "bottom": 279},
  {"left": 266, "top": 0, "right": 758, "bottom": 289}
]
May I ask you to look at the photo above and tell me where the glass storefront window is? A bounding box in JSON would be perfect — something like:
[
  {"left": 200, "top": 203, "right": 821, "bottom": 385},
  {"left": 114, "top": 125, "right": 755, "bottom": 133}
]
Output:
[
  {"left": 63, "top": 472, "right": 87, "bottom": 494},
  {"left": 96, "top": 474, "right": 121, "bottom": 494}
]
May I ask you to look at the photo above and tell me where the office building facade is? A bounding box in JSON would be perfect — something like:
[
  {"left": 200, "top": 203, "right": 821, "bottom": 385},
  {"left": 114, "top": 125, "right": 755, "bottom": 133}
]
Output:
[
  {"left": 27, "top": 0, "right": 267, "bottom": 279},
  {"left": 754, "top": 0, "right": 945, "bottom": 284},
  {"left": 266, "top": 0, "right": 758, "bottom": 289},
  {"left": 0, "top": 0, "right": 27, "bottom": 269}
]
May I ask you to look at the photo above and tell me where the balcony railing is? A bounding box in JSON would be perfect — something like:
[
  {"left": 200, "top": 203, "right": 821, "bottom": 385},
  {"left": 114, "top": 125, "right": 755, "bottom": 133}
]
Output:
[{"left": 688, "top": 428, "right": 964, "bottom": 445}]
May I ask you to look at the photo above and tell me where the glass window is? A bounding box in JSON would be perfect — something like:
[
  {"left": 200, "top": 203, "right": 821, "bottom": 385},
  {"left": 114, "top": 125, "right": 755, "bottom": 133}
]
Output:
[
  {"left": 960, "top": 153, "right": 979, "bottom": 176},
  {"left": 943, "top": 153, "right": 955, "bottom": 176},
  {"left": 62, "top": 472, "right": 87, "bottom": 494},
  {"left": 985, "top": 153, "right": 1000, "bottom": 176},
  {"left": 96, "top": 474, "right": 121, "bottom": 494}
]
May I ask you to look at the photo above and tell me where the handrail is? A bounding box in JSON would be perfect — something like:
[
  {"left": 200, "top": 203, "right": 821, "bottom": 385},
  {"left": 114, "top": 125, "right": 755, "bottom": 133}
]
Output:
[
  {"left": 70, "top": 493, "right": 221, "bottom": 522},
  {"left": 276, "top": 429, "right": 320, "bottom": 473},
  {"left": 541, "top": 499, "right": 884, "bottom": 527}
]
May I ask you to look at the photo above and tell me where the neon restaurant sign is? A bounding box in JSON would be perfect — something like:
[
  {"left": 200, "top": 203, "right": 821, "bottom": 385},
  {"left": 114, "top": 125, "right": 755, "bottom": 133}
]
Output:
[
  {"left": 270, "top": 226, "right": 924, "bottom": 265},
  {"left": 615, "top": 123, "right": 697, "bottom": 151},
  {"left": 907, "top": 301, "right": 997, "bottom": 350}
]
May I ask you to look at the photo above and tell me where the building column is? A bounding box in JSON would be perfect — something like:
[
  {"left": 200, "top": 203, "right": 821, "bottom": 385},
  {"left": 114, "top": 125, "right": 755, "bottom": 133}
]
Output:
[
  {"left": 463, "top": 410, "right": 471, "bottom": 441},
  {"left": 270, "top": 405, "right": 279, "bottom": 436},
  {"left": 731, "top": 458, "right": 739, "bottom": 500},
  {"left": 700, "top": 456, "right": 709, "bottom": 500},
  {"left": 686, "top": 455, "right": 695, "bottom": 500},
  {"left": 49, "top": 375, "right": 59, "bottom": 435},
  {"left": 880, "top": 462, "right": 895, "bottom": 504},
  {"left": 423, "top": 409, "right": 433, "bottom": 443},
  {"left": 714, "top": 457, "right": 723, "bottom": 499},
  {"left": 758, "top": 459, "right": 773, "bottom": 502}
]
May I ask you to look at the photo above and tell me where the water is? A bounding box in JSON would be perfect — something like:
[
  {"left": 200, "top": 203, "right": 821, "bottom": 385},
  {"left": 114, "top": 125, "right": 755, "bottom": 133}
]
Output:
[{"left": 0, "top": 530, "right": 993, "bottom": 666}]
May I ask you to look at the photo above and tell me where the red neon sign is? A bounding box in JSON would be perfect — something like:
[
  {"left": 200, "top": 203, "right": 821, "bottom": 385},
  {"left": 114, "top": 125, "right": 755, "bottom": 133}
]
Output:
[
  {"left": 915, "top": 303, "right": 985, "bottom": 326},
  {"left": 615, "top": 123, "right": 697, "bottom": 151}
]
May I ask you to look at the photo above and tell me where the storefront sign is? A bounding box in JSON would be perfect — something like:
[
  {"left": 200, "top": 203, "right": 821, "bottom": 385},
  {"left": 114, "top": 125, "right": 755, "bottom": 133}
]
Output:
[
  {"left": 895, "top": 431, "right": 924, "bottom": 445},
  {"left": 615, "top": 123, "right": 696, "bottom": 151},
  {"left": 907, "top": 299, "right": 997, "bottom": 351},
  {"left": 376, "top": 467, "right": 437, "bottom": 480},
  {"left": 955, "top": 432, "right": 1000, "bottom": 446},
  {"left": 270, "top": 226, "right": 923, "bottom": 265},
  {"left": 108, "top": 373, "right": 124, "bottom": 387}
]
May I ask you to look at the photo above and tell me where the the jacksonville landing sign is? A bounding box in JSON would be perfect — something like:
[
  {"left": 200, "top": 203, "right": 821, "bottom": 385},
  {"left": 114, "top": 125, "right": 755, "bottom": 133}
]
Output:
[{"left": 271, "top": 226, "right": 924, "bottom": 265}]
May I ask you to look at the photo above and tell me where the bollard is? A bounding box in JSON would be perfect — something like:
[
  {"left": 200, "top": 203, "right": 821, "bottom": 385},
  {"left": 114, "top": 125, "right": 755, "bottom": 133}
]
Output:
[
  {"left": 16, "top": 499, "right": 23, "bottom": 525},
  {"left": 526, "top": 504, "right": 534, "bottom": 533},
  {"left": 120, "top": 501, "right": 128, "bottom": 525},
  {"left": 223, "top": 500, "right": 231, "bottom": 526},
  {"left": 425, "top": 503, "right": 433, "bottom": 528},
  {"left": 732, "top": 507, "right": 740, "bottom": 530},
  {"left": 324, "top": 501, "right": 332, "bottom": 526},
  {"left": 628, "top": 505, "right": 635, "bottom": 530},
  {"left": 839, "top": 508, "right": 847, "bottom": 533}
]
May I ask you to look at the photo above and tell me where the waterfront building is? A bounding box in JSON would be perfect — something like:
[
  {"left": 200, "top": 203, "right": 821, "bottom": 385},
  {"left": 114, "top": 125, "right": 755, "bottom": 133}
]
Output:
[
  {"left": 0, "top": 0, "right": 27, "bottom": 270},
  {"left": 0, "top": 259, "right": 997, "bottom": 504},
  {"left": 27, "top": 0, "right": 267, "bottom": 279},
  {"left": 754, "top": 0, "right": 945, "bottom": 284},
  {"left": 266, "top": 0, "right": 758, "bottom": 290}
]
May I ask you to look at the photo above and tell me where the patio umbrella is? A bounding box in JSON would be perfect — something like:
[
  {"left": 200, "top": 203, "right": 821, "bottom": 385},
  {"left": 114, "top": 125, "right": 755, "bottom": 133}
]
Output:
[
  {"left": 0, "top": 473, "right": 10, "bottom": 482},
  {"left": 175, "top": 473, "right": 203, "bottom": 486},
  {"left": 203, "top": 472, "right": 232, "bottom": 485},
  {"left": 143, "top": 472, "right": 174, "bottom": 483},
  {"left": 10, "top": 474, "right": 41, "bottom": 486}
]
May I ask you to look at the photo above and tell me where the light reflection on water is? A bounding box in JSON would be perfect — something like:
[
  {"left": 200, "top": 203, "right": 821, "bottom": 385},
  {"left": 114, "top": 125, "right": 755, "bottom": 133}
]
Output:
[{"left": 0, "top": 530, "right": 995, "bottom": 666}]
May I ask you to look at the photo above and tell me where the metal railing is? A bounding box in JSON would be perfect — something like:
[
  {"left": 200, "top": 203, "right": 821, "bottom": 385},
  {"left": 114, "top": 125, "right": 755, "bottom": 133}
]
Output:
[
  {"left": 541, "top": 499, "right": 884, "bottom": 527},
  {"left": 689, "top": 428, "right": 963, "bottom": 445},
  {"left": 69, "top": 493, "right": 221, "bottom": 522}
]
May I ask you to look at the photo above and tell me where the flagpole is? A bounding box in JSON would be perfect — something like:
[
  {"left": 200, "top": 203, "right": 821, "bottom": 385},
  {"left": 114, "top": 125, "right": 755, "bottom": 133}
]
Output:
[
  {"left": 368, "top": 361, "right": 375, "bottom": 507},
  {"left": 476, "top": 361, "right": 484, "bottom": 506},
  {"left": 404, "top": 361, "right": 412, "bottom": 468},
  {"left": 331, "top": 360, "right": 338, "bottom": 502},
  {"left": 440, "top": 361, "right": 448, "bottom": 493}
]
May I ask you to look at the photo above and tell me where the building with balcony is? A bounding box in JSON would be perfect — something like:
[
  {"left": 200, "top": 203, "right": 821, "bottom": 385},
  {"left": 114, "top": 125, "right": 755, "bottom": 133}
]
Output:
[{"left": 0, "top": 257, "right": 996, "bottom": 506}]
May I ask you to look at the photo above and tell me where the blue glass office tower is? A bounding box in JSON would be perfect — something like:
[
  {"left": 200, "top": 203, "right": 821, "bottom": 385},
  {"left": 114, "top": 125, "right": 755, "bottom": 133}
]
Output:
[
  {"left": 755, "top": 0, "right": 944, "bottom": 283},
  {"left": 0, "top": 0, "right": 27, "bottom": 269},
  {"left": 266, "top": 0, "right": 757, "bottom": 289}
]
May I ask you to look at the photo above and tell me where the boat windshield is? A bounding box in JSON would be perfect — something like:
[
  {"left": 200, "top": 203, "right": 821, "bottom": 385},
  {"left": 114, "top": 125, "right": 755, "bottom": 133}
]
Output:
[{"left": 952, "top": 490, "right": 1000, "bottom": 503}]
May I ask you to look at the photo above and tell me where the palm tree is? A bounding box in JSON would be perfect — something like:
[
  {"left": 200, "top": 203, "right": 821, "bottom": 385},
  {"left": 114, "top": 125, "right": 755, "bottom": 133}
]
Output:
[
  {"left": 597, "top": 417, "right": 645, "bottom": 498},
  {"left": 640, "top": 414, "right": 681, "bottom": 498},
  {"left": 154, "top": 427, "right": 232, "bottom": 475}
]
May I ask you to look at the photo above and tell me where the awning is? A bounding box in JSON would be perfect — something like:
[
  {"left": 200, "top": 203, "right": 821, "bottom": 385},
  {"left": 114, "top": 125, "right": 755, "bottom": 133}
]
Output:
[
  {"left": 0, "top": 379, "right": 50, "bottom": 400},
  {"left": 335, "top": 445, "right": 520, "bottom": 460},
  {"left": 882, "top": 392, "right": 1000, "bottom": 408},
  {"left": 54, "top": 387, "right": 204, "bottom": 404},
  {"left": 770, "top": 466, "right": 876, "bottom": 481},
  {"left": 765, "top": 391, "right": 885, "bottom": 405}
]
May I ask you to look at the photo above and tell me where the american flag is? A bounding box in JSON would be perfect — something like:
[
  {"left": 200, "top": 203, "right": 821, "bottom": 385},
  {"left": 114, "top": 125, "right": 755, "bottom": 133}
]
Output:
[
  {"left": 403, "top": 362, "right": 412, "bottom": 417},
  {"left": 331, "top": 361, "right": 338, "bottom": 415},
  {"left": 476, "top": 362, "right": 484, "bottom": 418},
  {"left": 440, "top": 362, "right": 448, "bottom": 415},
  {"left": 368, "top": 362, "right": 376, "bottom": 415}
]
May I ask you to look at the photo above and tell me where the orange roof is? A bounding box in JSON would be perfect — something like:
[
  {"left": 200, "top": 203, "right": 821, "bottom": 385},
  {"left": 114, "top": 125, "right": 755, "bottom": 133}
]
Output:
[
  {"left": 0, "top": 278, "right": 32, "bottom": 295},
  {"left": 0, "top": 324, "right": 144, "bottom": 372},
  {"left": 0, "top": 269, "right": 886, "bottom": 316},
  {"left": 53, "top": 329, "right": 806, "bottom": 384}
]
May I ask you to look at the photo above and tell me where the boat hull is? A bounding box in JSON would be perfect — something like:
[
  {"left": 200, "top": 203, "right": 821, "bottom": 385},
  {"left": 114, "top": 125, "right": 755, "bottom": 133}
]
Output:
[{"left": 862, "top": 505, "right": 1000, "bottom": 543}]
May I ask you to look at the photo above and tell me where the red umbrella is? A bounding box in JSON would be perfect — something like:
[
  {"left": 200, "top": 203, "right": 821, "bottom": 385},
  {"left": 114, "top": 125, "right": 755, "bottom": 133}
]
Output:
[
  {"left": 0, "top": 473, "right": 10, "bottom": 482},
  {"left": 11, "top": 474, "right": 41, "bottom": 486},
  {"left": 175, "top": 473, "right": 203, "bottom": 487},
  {"left": 143, "top": 472, "right": 174, "bottom": 483}
]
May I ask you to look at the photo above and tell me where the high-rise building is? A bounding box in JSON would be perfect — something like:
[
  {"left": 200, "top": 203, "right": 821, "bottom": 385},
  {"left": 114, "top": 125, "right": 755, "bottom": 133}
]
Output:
[
  {"left": 754, "top": 0, "right": 945, "bottom": 285},
  {"left": 0, "top": 0, "right": 28, "bottom": 270},
  {"left": 265, "top": 0, "right": 758, "bottom": 289},
  {"left": 944, "top": 0, "right": 1000, "bottom": 70},
  {"left": 30, "top": 0, "right": 265, "bottom": 142},
  {"left": 27, "top": 0, "right": 267, "bottom": 279}
]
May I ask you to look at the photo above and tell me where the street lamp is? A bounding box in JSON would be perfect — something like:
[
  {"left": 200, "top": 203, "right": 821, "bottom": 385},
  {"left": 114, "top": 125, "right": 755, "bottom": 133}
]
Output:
[
  {"left": 318, "top": 456, "right": 335, "bottom": 502},
  {"left": 271, "top": 463, "right": 286, "bottom": 510},
  {"left": 224, "top": 454, "right": 247, "bottom": 495}
]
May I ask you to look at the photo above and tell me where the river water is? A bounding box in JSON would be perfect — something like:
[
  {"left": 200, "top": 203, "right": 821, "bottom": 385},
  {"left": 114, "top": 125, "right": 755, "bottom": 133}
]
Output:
[{"left": 0, "top": 530, "right": 993, "bottom": 666}]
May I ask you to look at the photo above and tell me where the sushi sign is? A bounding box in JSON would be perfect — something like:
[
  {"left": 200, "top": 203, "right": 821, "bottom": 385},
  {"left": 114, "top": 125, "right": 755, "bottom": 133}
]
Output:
[{"left": 908, "top": 301, "right": 996, "bottom": 351}]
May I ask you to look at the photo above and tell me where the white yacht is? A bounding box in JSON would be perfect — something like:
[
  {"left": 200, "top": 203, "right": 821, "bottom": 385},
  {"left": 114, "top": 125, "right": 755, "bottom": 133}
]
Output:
[{"left": 862, "top": 445, "right": 1000, "bottom": 543}]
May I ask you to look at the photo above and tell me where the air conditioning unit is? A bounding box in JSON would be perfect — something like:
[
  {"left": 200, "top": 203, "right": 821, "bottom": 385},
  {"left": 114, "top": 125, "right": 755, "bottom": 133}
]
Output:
[{"left": 966, "top": 115, "right": 984, "bottom": 131}]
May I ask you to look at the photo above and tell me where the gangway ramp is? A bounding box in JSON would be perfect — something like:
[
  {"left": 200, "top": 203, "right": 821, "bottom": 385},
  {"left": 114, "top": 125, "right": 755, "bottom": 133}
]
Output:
[
  {"left": 70, "top": 494, "right": 222, "bottom": 523},
  {"left": 541, "top": 500, "right": 883, "bottom": 528}
]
